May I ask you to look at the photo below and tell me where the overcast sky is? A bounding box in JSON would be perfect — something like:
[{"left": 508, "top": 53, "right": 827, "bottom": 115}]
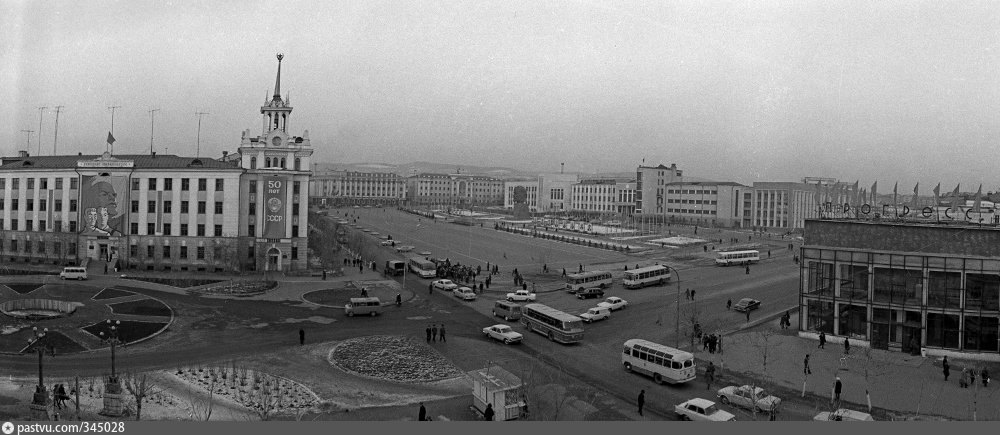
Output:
[{"left": 3, "top": 0, "right": 999, "bottom": 191}]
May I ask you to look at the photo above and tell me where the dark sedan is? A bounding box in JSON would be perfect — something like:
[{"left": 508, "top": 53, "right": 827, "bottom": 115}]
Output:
[
  {"left": 733, "top": 298, "right": 761, "bottom": 313},
  {"left": 577, "top": 288, "right": 606, "bottom": 299}
]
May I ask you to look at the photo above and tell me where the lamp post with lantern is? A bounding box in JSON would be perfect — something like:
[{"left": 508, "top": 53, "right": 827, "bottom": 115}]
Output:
[
  {"left": 99, "top": 319, "right": 125, "bottom": 416},
  {"left": 27, "top": 327, "right": 55, "bottom": 421}
]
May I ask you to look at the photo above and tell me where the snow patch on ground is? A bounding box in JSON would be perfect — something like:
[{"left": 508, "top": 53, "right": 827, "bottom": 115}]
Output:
[{"left": 648, "top": 236, "right": 707, "bottom": 246}]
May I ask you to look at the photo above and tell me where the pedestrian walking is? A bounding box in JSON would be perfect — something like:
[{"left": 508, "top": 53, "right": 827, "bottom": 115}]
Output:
[
  {"left": 804, "top": 354, "right": 811, "bottom": 375},
  {"left": 418, "top": 402, "right": 427, "bottom": 421},
  {"left": 745, "top": 265, "right": 750, "bottom": 275},
  {"left": 818, "top": 331, "right": 826, "bottom": 349},
  {"left": 942, "top": 356, "right": 950, "bottom": 381},
  {"left": 637, "top": 389, "right": 645, "bottom": 416},
  {"left": 579, "top": 264, "right": 583, "bottom": 273},
  {"left": 426, "top": 325, "right": 432, "bottom": 343},
  {"left": 562, "top": 268, "right": 566, "bottom": 277},
  {"left": 440, "top": 324, "right": 446, "bottom": 342},
  {"left": 685, "top": 288, "right": 691, "bottom": 300},
  {"left": 703, "top": 335, "right": 710, "bottom": 351},
  {"left": 844, "top": 337, "right": 850, "bottom": 354},
  {"left": 745, "top": 309, "right": 750, "bottom": 322},
  {"left": 833, "top": 377, "right": 843, "bottom": 403},
  {"left": 705, "top": 362, "right": 716, "bottom": 390},
  {"left": 299, "top": 328, "right": 305, "bottom": 345},
  {"left": 429, "top": 283, "right": 434, "bottom": 295},
  {"left": 982, "top": 368, "right": 990, "bottom": 387},
  {"left": 691, "top": 289, "right": 696, "bottom": 300},
  {"left": 960, "top": 368, "right": 969, "bottom": 388},
  {"left": 484, "top": 403, "right": 495, "bottom": 421},
  {"left": 726, "top": 299, "right": 732, "bottom": 310},
  {"left": 717, "top": 335, "right": 723, "bottom": 354},
  {"left": 432, "top": 324, "right": 438, "bottom": 342}
]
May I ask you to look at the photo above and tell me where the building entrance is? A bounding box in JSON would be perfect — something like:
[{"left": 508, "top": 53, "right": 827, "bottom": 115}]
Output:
[{"left": 266, "top": 247, "right": 281, "bottom": 271}]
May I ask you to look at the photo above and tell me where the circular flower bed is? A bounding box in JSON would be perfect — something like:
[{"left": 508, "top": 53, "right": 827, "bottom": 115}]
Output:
[
  {"left": 190, "top": 280, "right": 277, "bottom": 297},
  {"left": 330, "top": 336, "right": 463, "bottom": 383}
]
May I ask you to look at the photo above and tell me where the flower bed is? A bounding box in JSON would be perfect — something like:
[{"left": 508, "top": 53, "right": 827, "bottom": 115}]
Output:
[
  {"left": 82, "top": 320, "right": 169, "bottom": 344},
  {"left": 329, "top": 335, "right": 463, "bottom": 383},
  {"left": 92, "top": 287, "right": 138, "bottom": 300},
  {"left": 107, "top": 299, "right": 172, "bottom": 317},
  {"left": 172, "top": 364, "right": 319, "bottom": 418},
  {"left": 124, "top": 277, "right": 225, "bottom": 288},
  {"left": 190, "top": 281, "right": 277, "bottom": 297},
  {"left": 4, "top": 283, "right": 44, "bottom": 295}
]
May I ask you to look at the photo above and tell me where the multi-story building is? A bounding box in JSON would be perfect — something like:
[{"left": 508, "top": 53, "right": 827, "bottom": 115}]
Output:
[
  {"left": 310, "top": 171, "right": 406, "bottom": 206},
  {"left": 568, "top": 178, "right": 636, "bottom": 216},
  {"left": 663, "top": 181, "right": 748, "bottom": 227},
  {"left": 503, "top": 173, "right": 579, "bottom": 213},
  {"left": 616, "top": 181, "right": 637, "bottom": 216},
  {"left": 800, "top": 218, "right": 1000, "bottom": 360},
  {"left": 503, "top": 179, "right": 539, "bottom": 212},
  {"left": 635, "top": 163, "right": 682, "bottom": 216},
  {"left": 0, "top": 54, "right": 313, "bottom": 273},
  {"left": 406, "top": 173, "right": 504, "bottom": 207}
]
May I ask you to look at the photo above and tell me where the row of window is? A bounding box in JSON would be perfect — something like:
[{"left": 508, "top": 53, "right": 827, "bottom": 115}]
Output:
[
  {"left": 667, "top": 209, "right": 719, "bottom": 215},
  {"left": 0, "top": 199, "right": 77, "bottom": 212},
  {"left": 667, "top": 199, "right": 718, "bottom": 205},
  {"left": 248, "top": 156, "right": 302, "bottom": 170},
  {"left": 131, "top": 178, "right": 225, "bottom": 192},
  {"left": 0, "top": 178, "right": 79, "bottom": 190},
  {"left": 668, "top": 189, "right": 718, "bottom": 195},
  {"left": 247, "top": 180, "right": 301, "bottom": 194},
  {"left": 0, "top": 220, "right": 71, "bottom": 232},
  {"left": 0, "top": 239, "right": 76, "bottom": 255},
  {"left": 131, "top": 200, "right": 224, "bottom": 214}
]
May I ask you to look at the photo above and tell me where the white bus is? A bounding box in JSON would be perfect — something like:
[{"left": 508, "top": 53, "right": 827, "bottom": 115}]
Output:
[
  {"left": 622, "top": 339, "right": 696, "bottom": 385},
  {"left": 521, "top": 303, "right": 585, "bottom": 344},
  {"left": 623, "top": 265, "right": 671, "bottom": 289},
  {"left": 715, "top": 250, "right": 760, "bottom": 266},
  {"left": 408, "top": 257, "right": 438, "bottom": 278},
  {"left": 565, "top": 270, "right": 613, "bottom": 292}
]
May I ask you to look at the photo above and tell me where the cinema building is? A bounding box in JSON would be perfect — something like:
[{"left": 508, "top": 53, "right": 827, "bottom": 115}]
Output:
[{"left": 800, "top": 218, "right": 1000, "bottom": 359}]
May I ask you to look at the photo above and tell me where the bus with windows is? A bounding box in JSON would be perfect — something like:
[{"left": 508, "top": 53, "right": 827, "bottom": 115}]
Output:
[
  {"left": 623, "top": 265, "right": 671, "bottom": 289},
  {"left": 621, "top": 339, "right": 696, "bottom": 385},
  {"left": 715, "top": 250, "right": 760, "bottom": 266},
  {"left": 564, "top": 270, "right": 613, "bottom": 292},
  {"left": 408, "top": 257, "right": 438, "bottom": 278},
  {"left": 520, "top": 303, "right": 585, "bottom": 344}
]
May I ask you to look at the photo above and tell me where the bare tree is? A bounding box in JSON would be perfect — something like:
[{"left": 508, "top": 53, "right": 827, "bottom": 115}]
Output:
[
  {"left": 744, "top": 330, "right": 779, "bottom": 420},
  {"left": 186, "top": 377, "right": 215, "bottom": 421},
  {"left": 122, "top": 371, "right": 160, "bottom": 421},
  {"left": 678, "top": 301, "right": 712, "bottom": 351},
  {"left": 854, "top": 345, "right": 887, "bottom": 413},
  {"left": 234, "top": 371, "right": 284, "bottom": 421}
]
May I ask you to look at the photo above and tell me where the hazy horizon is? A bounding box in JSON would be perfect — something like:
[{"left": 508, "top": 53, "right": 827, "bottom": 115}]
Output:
[{"left": 4, "top": 1, "right": 1000, "bottom": 191}]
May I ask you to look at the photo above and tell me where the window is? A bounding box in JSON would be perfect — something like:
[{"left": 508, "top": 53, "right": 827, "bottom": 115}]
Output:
[
  {"left": 70, "top": 178, "right": 78, "bottom": 189},
  {"left": 293, "top": 181, "right": 300, "bottom": 194},
  {"left": 181, "top": 201, "right": 189, "bottom": 213},
  {"left": 250, "top": 157, "right": 257, "bottom": 169},
  {"left": 966, "top": 274, "right": 1000, "bottom": 311},
  {"left": 11, "top": 199, "right": 18, "bottom": 210},
  {"left": 40, "top": 179, "right": 47, "bottom": 189},
  {"left": 928, "top": 271, "right": 962, "bottom": 308},
  {"left": 27, "top": 178, "right": 34, "bottom": 189},
  {"left": 69, "top": 200, "right": 77, "bottom": 212},
  {"left": 873, "top": 267, "right": 921, "bottom": 305},
  {"left": 215, "top": 179, "right": 224, "bottom": 191},
  {"left": 131, "top": 201, "right": 139, "bottom": 213},
  {"left": 181, "top": 178, "right": 190, "bottom": 191},
  {"left": 164, "top": 178, "right": 173, "bottom": 190},
  {"left": 197, "top": 246, "right": 205, "bottom": 259},
  {"left": 963, "top": 316, "right": 999, "bottom": 352},
  {"left": 839, "top": 264, "right": 869, "bottom": 301},
  {"left": 130, "top": 245, "right": 137, "bottom": 257},
  {"left": 180, "top": 223, "right": 188, "bottom": 236},
  {"left": 69, "top": 221, "right": 77, "bottom": 232},
  {"left": 38, "top": 221, "right": 45, "bottom": 231},
  {"left": 39, "top": 200, "right": 46, "bottom": 211},
  {"left": 292, "top": 225, "right": 299, "bottom": 236},
  {"left": 248, "top": 246, "right": 255, "bottom": 259},
  {"left": 147, "top": 245, "right": 154, "bottom": 258},
  {"left": 148, "top": 201, "right": 156, "bottom": 213},
  {"left": 926, "top": 313, "right": 960, "bottom": 348},
  {"left": 248, "top": 224, "right": 255, "bottom": 237},
  {"left": 214, "top": 202, "right": 223, "bottom": 214},
  {"left": 148, "top": 178, "right": 157, "bottom": 190},
  {"left": 294, "top": 158, "right": 301, "bottom": 171},
  {"left": 248, "top": 203, "right": 256, "bottom": 215},
  {"left": 10, "top": 240, "right": 16, "bottom": 251},
  {"left": 213, "top": 246, "right": 222, "bottom": 260},
  {"left": 198, "top": 178, "right": 207, "bottom": 191},
  {"left": 147, "top": 223, "right": 155, "bottom": 234},
  {"left": 163, "top": 223, "right": 172, "bottom": 235},
  {"left": 38, "top": 241, "right": 45, "bottom": 253},
  {"left": 54, "top": 220, "right": 62, "bottom": 232},
  {"left": 163, "top": 246, "right": 171, "bottom": 259},
  {"left": 805, "top": 300, "right": 834, "bottom": 333},
  {"left": 249, "top": 180, "right": 257, "bottom": 194},
  {"left": 806, "top": 261, "right": 834, "bottom": 296},
  {"left": 180, "top": 246, "right": 188, "bottom": 259},
  {"left": 54, "top": 200, "right": 62, "bottom": 212},
  {"left": 292, "top": 204, "right": 299, "bottom": 215},
  {"left": 131, "top": 223, "right": 139, "bottom": 234},
  {"left": 54, "top": 241, "right": 61, "bottom": 254},
  {"left": 197, "top": 201, "right": 206, "bottom": 214},
  {"left": 25, "top": 240, "right": 31, "bottom": 253},
  {"left": 26, "top": 199, "right": 33, "bottom": 211},
  {"left": 197, "top": 224, "right": 205, "bottom": 236},
  {"left": 0, "top": 179, "right": 6, "bottom": 189},
  {"left": 291, "top": 247, "right": 298, "bottom": 260},
  {"left": 163, "top": 201, "right": 172, "bottom": 213},
  {"left": 838, "top": 303, "right": 867, "bottom": 340},
  {"left": 132, "top": 179, "right": 140, "bottom": 190},
  {"left": 214, "top": 225, "right": 222, "bottom": 237},
  {"left": 25, "top": 221, "right": 32, "bottom": 231},
  {"left": 12, "top": 179, "right": 18, "bottom": 189}
]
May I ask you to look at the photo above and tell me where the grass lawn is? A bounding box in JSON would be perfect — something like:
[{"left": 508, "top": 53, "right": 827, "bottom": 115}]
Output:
[
  {"left": 301, "top": 289, "right": 352, "bottom": 306},
  {"left": 81, "top": 320, "right": 169, "bottom": 344},
  {"left": 107, "top": 299, "right": 172, "bottom": 317},
  {"left": 92, "top": 288, "right": 137, "bottom": 300},
  {"left": 124, "top": 277, "right": 225, "bottom": 288},
  {"left": 4, "top": 283, "right": 44, "bottom": 294},
  {"left": 19, "top": 330, "right": 88, "bottom": 354}
]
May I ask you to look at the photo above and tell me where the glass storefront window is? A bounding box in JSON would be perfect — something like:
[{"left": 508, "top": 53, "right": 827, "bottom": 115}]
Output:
[
  {"left": 839, "top": 264, "right": 868, "bottom": 301},
  {"left": 873, "top": 268, "right": 921, "bottom": 306},
  {"left": 928, "top": 271, "right": 961, "bottom": 309},
  {"left": 966, "top": 274, "right": 1000, "bottom": 312},
  {"left": 807, "top": 261, "right": 834, "bottom": 296},
  {"left": 806, "top": 299, "right": 834, "bottom": 333},
  {"left": 963, "top": 316, "right": 999, "bottom": 352},
  {"left": 926, "top": 312, "right": 960, "bottom": 349},
  {"left": 838, "top": 303, "right": 868, "bottom": 339}
]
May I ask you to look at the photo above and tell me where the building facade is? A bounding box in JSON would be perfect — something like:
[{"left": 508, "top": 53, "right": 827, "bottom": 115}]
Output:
[
  {"left": 310, "top": 171, "right": 406, "bottom": 206},
  {"left": 662, "top": 181, "right": 748, "bottom": 227},
  {"left": 406, "top": 173, "right": 504, "bottom": 207},
  {"left": 635, "top": 163, "right": 682, "bottom": 216},
  {"left": 800, "top": 219, "right": 1000, "bottom": 359},
  {"left": 568, "top": 178, "right": 636, "bottom": 217}
]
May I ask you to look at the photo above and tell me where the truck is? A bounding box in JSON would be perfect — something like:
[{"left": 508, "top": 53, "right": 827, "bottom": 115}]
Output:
[
  {"left": 505, "top": 290, "right": 537, "bottom": 302},
  {"left": 384, "top": 260, "right": 405, "bottom": 276}
]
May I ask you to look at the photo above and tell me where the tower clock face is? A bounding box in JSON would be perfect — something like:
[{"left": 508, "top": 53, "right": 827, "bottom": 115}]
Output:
[{"left": 271, "top": 136, "right": 282, "bottom": 147}]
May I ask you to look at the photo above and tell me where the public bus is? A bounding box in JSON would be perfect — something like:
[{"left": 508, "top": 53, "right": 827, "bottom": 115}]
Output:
[
  {"left": 520, "top": 303, "right": 585, "bottom": 344},
  {"left": 715, "top": 250, "right": 760, "bottom": 266},
  {"left": 564, "top": 270, "right": 613, "bottom": 292},
  {"left": 408, "top": 257, "right": 438, "bottom": 278},
  {"left": 621, "top": 339, "right": 696, "bottom": 385},
  {"left": 623, "top": 264, "right": 671, "bottom": 289}
]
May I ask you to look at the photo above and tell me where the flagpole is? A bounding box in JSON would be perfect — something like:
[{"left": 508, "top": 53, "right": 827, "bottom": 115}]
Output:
[{"left": 107, "top": 105, "right": 120, "bottom": 154}]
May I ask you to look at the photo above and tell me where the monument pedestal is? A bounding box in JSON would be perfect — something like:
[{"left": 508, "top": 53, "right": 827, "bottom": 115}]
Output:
[
  {"left": 100, "top": 380, "right": 124, "bottom": 417},
  {"left": 30, "top": 390, "right": 52, "bottom": 421}
]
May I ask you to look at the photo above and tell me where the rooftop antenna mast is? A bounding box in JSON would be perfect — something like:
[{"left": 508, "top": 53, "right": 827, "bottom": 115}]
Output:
[
  {"left": 52, "top": 106, "right": 65, "bottom": 155},
  {"left": 195, "top": 111, "right": 210, "bottom": 157},
  {"left": 36, "top": 106, "right": 46, "bottom": 156},
  {"left": 21, "top": 129, "right": 34, "bottom": 154},
  {"left": 148, "top": 108, "right": 160, "bottom": 155},
  {"left": 107, "top": 105, "right": 121, "bottom": 154}
]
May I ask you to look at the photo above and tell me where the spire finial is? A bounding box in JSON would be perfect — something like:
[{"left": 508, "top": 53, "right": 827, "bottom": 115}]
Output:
[{"left": 273, "top": 53, "right": 284, "bottom": 100}]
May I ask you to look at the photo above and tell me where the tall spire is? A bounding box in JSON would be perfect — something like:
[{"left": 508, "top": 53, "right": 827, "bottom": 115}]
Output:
[{"left": 273, "top": 53, "right": 283, "bottom": 101}]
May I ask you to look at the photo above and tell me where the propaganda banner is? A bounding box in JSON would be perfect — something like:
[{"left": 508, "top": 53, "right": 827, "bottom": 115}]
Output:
[
  {"left": 263, "top": 176, "right": 287, "bottom": 239},
  {"left": 80, "top": 175, "right": 127, "bottom": 236}
]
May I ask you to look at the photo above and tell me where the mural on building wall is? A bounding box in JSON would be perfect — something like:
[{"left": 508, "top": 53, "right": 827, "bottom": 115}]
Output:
[
  {"left": 263, "top": 176, "right": 288, "bottom": 238},
  {"left": 80, "top": 175, "right": 126, "bottom": 236}
]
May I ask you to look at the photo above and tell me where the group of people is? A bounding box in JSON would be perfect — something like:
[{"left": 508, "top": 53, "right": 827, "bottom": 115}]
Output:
[
  {"left": 948, "top": 355, "right": 992, "bottom": 388},
  {"left": 51, "top": 383, "right": 70, "bottom": 409},
  {"left": 701, "top": 333, "right": 722, "bottom": 354},
  {"left": 425, "top": 324, "right": 446, "bottom": 343}
]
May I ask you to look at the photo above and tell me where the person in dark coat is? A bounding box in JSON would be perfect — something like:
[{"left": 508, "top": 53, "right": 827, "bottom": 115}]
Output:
[
  {"left": 818, "top": 331, "right": 826, "bottom": 349},
  {"left": 834, "top": 377, "right": 843, "bottom": 402},
  {"left": 432, "top": 324, "right": 438, "bottom": 342},
  {"left": 484, "top": 403, "right": 495, "bottom": 421},
  {"left": 942, "top": 356, "right": 950, "bottom": 381},
  {"left": 726, "top": 299, "right": 732, "bottom": 310},
  {"left": 804, "top": 354, "right": 811, "bottom": 375},
  {"left": 418, "top": 402, "right": 427, "bottom": 421},
  {"left": 439, "top": 324, "right": 446, "bottom": 342},
  {"left": 844, "top": 337, "right": 850, "bottom": 354},
  {"left": 982, "top": 368, "right": 990, "bottom": 387},
  {"left": 426, "top": 325, "right": 432, "bottom": 343},
  {"left": 705, "top": 362, "right": 716, "bottom": 390},
  {"left": 690, "top": 289, "right": 696, "bottom": 300},
  {"left": 299, "top": 328, "right": 305, "bottom": 345},
  {"left": 745, "top": 265, "right": 750, "bottom": 274},
  {"left": 637, "top": 389, "right": 645, "bottom": 416}
]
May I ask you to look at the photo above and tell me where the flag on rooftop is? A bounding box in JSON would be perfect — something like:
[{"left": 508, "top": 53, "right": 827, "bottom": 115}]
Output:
[
  {"left": 933, "top": 183, "right": 941, "bottom": 204},
  {"left": 911, "top": 183, "right": 919, "bottom": 211},
  {"left": 950, "top": 184, "right": 962, "bottom": 209},
  {"left": 107, "top": 132, "right": 116, "bottom": 145},
  {"left": 973, "top": 184, "right": 983, "bottom": 212},
  {"left": 893, "top": 182, "right": 898, "bottom": 206},
  {"left": 871, "top": 181, "right": 878, "bottom": 204}
]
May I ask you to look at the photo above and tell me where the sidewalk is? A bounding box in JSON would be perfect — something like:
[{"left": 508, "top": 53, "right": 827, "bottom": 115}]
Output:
[{"left": 700, "top": 313, "right": 1000, "bottom": 421}]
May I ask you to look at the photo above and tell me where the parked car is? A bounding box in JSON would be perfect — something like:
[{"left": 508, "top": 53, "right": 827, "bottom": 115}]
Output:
[
  {"left": 579, "top": 306, "right": 611, "bottom": 323},
  {"left": 482, "top": 324, "right": 523, "bottom": 344},
  {"left": 380, "top": 240, "right": 394, "bottom": 246},
  {"left": 453, "top": 287, "right": 477, "bottom": 301},
  {"left": 813, "top": 409, "right": 874, "bottom": 421},
  {"left": 370, "top": 232, "right": 380, "bottom": 236},
  {"left": 597, "top": 296, "right": 628, "bottom": 311},
  {"left": 716, "top": 385, "right": 781, "bottom": 412},
  {"left": 675, "top": 398, "right": 736, "bottom": 421},
  {"left": 492, "top": 300, "right": 522, "bottom": 321},
  {"left": 732, "top": 298, "right": 761, "bottom": 313},
  {"left": 506, "top": 290, "right": 537, "bottom": 302},
  {"left": 395, "top": 245, "right": 415, "bottom": 252},
  {"left": 433, "top": 279, "right": 459, "bottom": 291},
  {"left": 576, "top": 287, "right": 605, "bottom": 299}
]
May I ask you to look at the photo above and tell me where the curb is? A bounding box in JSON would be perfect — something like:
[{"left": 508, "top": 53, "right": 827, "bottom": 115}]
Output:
[{"left": 719, "top": 305, "right": 797, "bottom": 336}]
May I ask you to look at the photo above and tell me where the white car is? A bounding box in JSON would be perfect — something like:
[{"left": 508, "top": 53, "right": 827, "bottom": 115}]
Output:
[
  {"left": 597, "top": 296, "right": 628, "bottom": 311},
  {"left": 380, "top": 240, "right": 394, "bottom": 246},
  {"left": 813, "top": 409, "right": 874, "bottom": 421},
  {"left": 453, "top": 287, "right": 477, "bottom": 301},
  {"left": 675, "top": 398, "right": 736, "bottom": 421},
  {"left": 716, "top": 385, "right": 781, "bottom": 413},
  {"left": 395, "top": 245, "right": 415, "bottom": 252},
  {"left": 505, "top": 290, "right": 537, "bottom": 302},
  {"left": 482, "top": 324, "right": 523, "bottom": 344},
  {"left": 433, "top": 279, "right": 458, "bottom": 291},
  {"left": 579, "top": 307, "right": 611, "bottom": 323}
]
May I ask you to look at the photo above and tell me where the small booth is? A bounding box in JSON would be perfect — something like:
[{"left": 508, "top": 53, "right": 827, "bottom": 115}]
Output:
[{"left": 468, "top": 365, "right": 526, "bottom": 421}]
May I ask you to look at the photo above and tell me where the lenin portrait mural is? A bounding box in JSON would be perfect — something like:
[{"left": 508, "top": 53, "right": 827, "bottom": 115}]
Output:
[
  {"left": 80, "top": 175, "right": 126, "bottom": 236},
  {"left": 512, "top": 185, "right": 530, "bottom": 219}
]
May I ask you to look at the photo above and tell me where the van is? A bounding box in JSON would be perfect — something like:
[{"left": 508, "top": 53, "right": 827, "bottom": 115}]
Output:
[
  {"left": 345, "top": 297, "right": 382, "bottom": 317},
  {"left": 579, "top": 306, "right": 611, "bottom": 323},
  {"left": 384, "top": 260, "right": 405, "bottom": 276},
  {"left": 60, "top": 267, "right": 88, "bottom": 280},
  {"left": 492, "top": 300, "right": 522, "bottom": 321}
]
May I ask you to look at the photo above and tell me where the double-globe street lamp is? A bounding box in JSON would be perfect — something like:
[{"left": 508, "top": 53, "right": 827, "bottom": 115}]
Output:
[
  {"left": 662, "top": 266, "right": 684, "bottom": 349},
  {"left": 99, "top": 319, "right": 125, "bottom": 416},
  {"left": 27, "top": 327, "right": 55, "bottom": 420}
]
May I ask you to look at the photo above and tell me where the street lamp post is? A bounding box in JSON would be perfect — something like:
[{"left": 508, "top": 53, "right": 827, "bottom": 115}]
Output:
[
  {"left": 99, "top": 319, "right": 125, "bottom": 416},
  {"left": 665, "top": 266, "right": 683, "bottom": 349},
  {"left": 27, "top": 327, "right": 55, "bottom": 421}
]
